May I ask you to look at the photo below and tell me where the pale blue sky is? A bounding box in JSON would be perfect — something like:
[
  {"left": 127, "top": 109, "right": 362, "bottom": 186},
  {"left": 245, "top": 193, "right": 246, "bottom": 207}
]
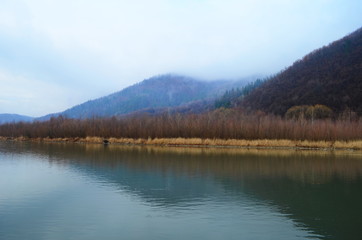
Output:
[{"left": 0, "top": 0, "right": 361, "bottom": 117}]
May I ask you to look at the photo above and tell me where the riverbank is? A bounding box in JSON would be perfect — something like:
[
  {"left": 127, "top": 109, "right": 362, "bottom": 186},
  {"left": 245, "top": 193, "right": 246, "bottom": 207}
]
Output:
[{"left": 1, "top": 136, "right": 362, "bottom": 150}]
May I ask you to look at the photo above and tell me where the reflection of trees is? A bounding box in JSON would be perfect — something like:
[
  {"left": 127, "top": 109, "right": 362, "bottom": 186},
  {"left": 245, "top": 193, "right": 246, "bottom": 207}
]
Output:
[
  {"left": 2, "top": 142, "right": 362, "bottom": 239},
  {"left": 3, "top": 142, "right": 362, "bottom": 183}
]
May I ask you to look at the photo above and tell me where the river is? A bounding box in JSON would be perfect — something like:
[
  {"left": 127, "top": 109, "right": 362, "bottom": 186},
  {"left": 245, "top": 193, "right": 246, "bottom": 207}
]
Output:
[{"left": 1, "top": 141, "right": 362, "bottom": 239}]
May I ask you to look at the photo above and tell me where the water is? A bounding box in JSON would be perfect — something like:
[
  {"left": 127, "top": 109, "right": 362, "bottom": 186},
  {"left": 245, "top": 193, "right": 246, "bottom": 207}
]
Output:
[{"left": 1, "top": 142, "right": 362, "bottom": 240}]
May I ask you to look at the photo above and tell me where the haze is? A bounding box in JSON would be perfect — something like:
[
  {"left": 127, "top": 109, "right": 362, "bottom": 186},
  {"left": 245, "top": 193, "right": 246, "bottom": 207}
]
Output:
[{"left": 0, "top": 0, "right": 361, "bottom": 117}]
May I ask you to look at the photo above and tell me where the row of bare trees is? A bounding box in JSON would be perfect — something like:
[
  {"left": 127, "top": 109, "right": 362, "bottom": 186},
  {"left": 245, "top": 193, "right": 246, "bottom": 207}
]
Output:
[{"left": 0, "top": 109, "right": 361, "bottom": 141}]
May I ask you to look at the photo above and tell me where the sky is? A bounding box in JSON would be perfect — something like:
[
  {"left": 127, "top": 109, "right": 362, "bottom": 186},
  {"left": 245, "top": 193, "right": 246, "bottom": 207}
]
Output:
[{"left": 0, "top": 0, "right": 361, "bottom": 117}]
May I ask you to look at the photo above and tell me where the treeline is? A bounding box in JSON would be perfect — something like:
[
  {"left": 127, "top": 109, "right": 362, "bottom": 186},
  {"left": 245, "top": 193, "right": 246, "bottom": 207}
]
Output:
[
  {"left": 285, "top": 104, "right": 333, "bottom": 120},
  {"left": 0, "top": 110, "right": 361, "bottom": 141}
]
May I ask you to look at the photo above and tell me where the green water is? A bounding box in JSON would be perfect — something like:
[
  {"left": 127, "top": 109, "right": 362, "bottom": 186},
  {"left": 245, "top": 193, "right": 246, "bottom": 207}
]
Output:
[{"left": 1, "top": 142, "right": 362, "bottom": 240}]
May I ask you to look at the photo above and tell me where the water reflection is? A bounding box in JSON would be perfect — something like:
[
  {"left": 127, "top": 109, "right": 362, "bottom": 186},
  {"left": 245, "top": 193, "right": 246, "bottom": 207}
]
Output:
[{"left": 1, "top": 141, "right": 362, "bottom": 240}]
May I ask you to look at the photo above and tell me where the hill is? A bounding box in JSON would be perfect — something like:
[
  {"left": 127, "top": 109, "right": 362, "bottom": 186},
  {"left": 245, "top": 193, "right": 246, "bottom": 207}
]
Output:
[
  {"left": 38, "top": 74, "right": 248, "bottom": 120},
  {"left": 240, "top": 27, "right": 362, "bottom": 115},
  {"left": 0, "top": 114, "right": 34, "bottom": 124}
]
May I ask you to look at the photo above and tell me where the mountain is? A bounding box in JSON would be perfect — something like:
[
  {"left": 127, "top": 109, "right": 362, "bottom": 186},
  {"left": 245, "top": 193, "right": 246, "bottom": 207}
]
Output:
[
  {"left": 240, "top": 27, "right": 362, "bottom": 115},
  {"left": 119, "top": 99, "right": 216, "bottom": 118},
  {"left": 38, "top": 74, "right": 249, "bottom": 120},
  {"left": 0, "top": 114, "right": 34, "bottom": 124}
]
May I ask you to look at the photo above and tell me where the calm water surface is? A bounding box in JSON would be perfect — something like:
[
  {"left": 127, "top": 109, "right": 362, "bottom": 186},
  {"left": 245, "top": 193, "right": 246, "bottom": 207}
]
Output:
[{"left": 1, "top": 142, "right": 362, "bottom": 240}]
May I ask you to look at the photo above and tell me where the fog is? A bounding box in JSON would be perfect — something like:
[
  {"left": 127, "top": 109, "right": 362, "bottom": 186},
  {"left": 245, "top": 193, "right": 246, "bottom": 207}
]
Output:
[{"left": 0, "top": 0, "right": 361, "bottom": 116}]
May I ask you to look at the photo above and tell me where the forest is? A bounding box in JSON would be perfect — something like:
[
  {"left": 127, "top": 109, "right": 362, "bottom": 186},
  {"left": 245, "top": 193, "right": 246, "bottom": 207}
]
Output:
[
  {"left": 0, "top": 109, "right": 361, "bottom": 142},
  {"left": 240, "top": 27, "right": 362, "bottom": 115}
]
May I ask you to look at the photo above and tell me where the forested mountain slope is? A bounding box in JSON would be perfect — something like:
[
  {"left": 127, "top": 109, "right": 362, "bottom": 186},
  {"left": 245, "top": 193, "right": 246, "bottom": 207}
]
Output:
[
  {"left": 38, "top": 74, "right": 246, "bottom": 120},
  {"left": 240, "top": 27, "right": 362, "bottom": 115},
  {"left": 0, "top": 114, "right": 34, "bottom": 124}
]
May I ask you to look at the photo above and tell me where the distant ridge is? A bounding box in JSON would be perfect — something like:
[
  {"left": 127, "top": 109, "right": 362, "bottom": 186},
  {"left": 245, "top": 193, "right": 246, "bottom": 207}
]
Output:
[
  {"left": 0, "top": 114, "right": 34, "bottom": 124},
  {"left": 38, "top": 74, "right": 249, "bottom": 120},
  {"left": 240, "top": 27, "right": 362, "bottom": 115}
]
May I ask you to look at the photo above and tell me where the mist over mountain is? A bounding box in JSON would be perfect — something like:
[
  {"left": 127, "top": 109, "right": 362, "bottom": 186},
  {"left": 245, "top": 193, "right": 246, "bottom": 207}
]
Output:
[
  {"left": 239, "top": 27, "right": 362, "bottom": 115},
  {"left": 37, "top": 74, "right": 251, "bottom": 120},
  {"left": 5, "top": 26, "right": 361, "bottom": 122},
  {"left": 3, "top": 24, "right": 361, "bottom": 124},
  {"left": 0, "top": 114, "right": 34, "bottom": 124}
]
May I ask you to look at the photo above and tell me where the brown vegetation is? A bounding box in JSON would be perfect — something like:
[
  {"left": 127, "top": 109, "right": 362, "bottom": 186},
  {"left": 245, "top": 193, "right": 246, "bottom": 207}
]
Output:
[
  {"left": 0, "top": 109, "right": 361, "bottom": 149},
  {"left": 285, "top": 104, "right": 333, "bottom": 120},
  {"left": 241, "top": 27, "right": 362, "bottom": 115}
]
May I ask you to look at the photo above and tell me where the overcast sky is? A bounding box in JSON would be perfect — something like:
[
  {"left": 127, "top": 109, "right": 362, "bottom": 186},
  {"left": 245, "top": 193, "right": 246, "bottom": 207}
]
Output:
[{"left": 0, "top": 0, "right": 361, "bottom": 117}]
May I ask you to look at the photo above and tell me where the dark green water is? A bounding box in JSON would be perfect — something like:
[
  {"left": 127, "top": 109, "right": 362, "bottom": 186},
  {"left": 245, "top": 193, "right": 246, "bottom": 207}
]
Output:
[{"left": 1, "top": 142, "right": 362, "bottom": 240}]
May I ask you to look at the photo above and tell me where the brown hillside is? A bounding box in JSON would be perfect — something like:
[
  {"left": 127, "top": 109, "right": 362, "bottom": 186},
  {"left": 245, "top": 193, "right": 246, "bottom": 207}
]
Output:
[{"left": 241, "top": 27, "right": 362, "bottom": 115}]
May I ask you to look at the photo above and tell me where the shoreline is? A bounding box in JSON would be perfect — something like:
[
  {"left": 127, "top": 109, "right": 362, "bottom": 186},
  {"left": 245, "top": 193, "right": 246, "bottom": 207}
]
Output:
[{"left": 1, "top": 136, "right": 362, "bottom": 151}]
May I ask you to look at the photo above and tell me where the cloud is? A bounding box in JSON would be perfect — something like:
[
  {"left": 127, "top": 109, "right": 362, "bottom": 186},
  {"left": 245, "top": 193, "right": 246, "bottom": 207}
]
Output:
[
  {"left": 20, "top": 0, "right": 362, "bottom": 77},
  {"left": 0, "top": 68, "right": 84, "bottom": 117},
  {"left": 0, "top": 0, "right": 361, "bottom": 115}
]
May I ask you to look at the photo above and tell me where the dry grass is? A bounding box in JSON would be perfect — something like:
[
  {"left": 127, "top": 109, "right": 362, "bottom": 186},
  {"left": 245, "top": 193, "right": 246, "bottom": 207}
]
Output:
[
  {"left": 107, "top": 137, "right": 362, "bottom": 150},
  {"left": 84, "top": 136, "right": 103, "bottom": 143},
  {"left": 2, "top": 136, "right": 362, "bottom": 150},
  {"left": 333, "top": 140, "right": 362, "bottom": 149}
]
